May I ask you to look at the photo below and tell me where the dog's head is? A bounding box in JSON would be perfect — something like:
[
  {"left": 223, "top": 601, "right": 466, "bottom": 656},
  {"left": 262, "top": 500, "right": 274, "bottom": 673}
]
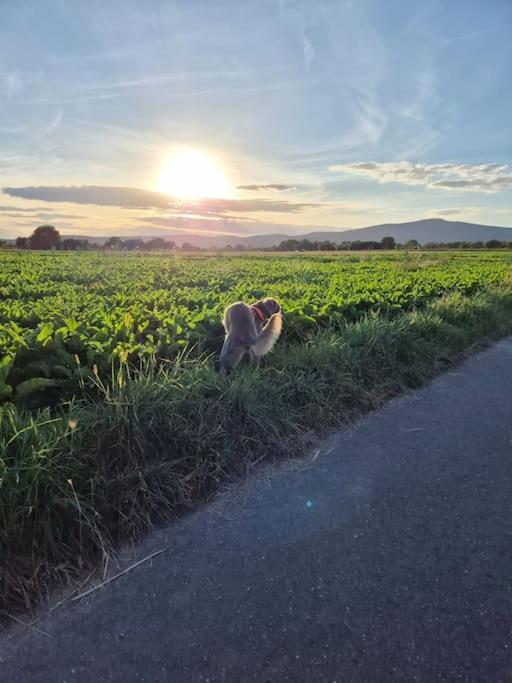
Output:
[{"left": 252, "top": 297, "right": 281, "bottom": 319}]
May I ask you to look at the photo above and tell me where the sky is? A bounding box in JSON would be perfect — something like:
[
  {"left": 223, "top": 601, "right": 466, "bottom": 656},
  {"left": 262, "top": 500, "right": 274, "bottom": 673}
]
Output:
[{"left": 1, "top": 0, "right": 511, "bottom": 240}]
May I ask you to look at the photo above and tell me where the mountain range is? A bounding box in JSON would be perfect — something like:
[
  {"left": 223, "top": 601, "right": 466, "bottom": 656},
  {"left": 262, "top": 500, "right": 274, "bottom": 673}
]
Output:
[{"left": 44, "top": 218, "right": 512, "bottom": 248}]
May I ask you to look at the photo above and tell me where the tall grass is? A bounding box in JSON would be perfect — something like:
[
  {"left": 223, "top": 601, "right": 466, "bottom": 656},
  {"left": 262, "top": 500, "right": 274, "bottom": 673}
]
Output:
[{"left": 2, "top": 287, "right": 512, "bottom": 613}]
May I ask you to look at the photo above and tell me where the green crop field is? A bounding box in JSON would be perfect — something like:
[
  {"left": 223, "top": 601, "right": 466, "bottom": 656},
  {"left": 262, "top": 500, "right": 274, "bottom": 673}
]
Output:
[
  {"left": 2, "top": 249, "right": 512, "bottom": 613},
  {"left": 1, "top": 250, "right": 512, "bottom": 407}
]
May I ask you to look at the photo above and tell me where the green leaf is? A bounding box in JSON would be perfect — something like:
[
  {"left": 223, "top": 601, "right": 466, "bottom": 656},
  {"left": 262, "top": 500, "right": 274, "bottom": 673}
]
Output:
[
  {"left": 36, "top": 324, "right": 53, "bottom": 344},
  {"left": 15, "top": 378, "right": 61, "bottom": 400},
  {"left": 24, "top": 361, "right": 51, "bottom": 379},
  {"left": 53, "top": 365, "right": 73, "bottom": 379}
]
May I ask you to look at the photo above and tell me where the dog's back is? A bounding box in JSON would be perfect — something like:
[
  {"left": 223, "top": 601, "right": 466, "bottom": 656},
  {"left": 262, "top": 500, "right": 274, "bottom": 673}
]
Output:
[
  {"left": 223, "top": 302, "right": 258, "bottom": 342},
  {"left": 220, "top": 303, "right": 257, "bottom": 373}
]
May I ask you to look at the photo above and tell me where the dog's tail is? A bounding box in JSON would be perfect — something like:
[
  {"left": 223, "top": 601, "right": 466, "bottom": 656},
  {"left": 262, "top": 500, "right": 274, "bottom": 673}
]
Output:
[{"left": 252, "top": 313, "right": 283, "bottom": 358}]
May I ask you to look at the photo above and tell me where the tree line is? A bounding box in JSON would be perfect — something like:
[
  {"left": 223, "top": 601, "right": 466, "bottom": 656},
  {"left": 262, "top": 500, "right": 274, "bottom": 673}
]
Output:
[
  {"left": 11, "top": 226, "right": 178, "bottom": 251},
  {"left": 272, "top": 236, "right": 397, "bottom": 251},
  {"left": 6, "top": 225, "right": 512, "bottom": 252},
  {"left": 271, "top": 236, "right": 512, "bottom": 251}
]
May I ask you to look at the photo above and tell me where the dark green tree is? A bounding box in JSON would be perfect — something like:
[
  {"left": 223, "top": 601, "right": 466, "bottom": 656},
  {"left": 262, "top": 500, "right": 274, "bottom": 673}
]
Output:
[
  {"left": 15, "top": 236, "right": 29, "bottom": 249},
  {"left": 123, "top": 239, "right": 144, "bottom": 251},
  {"left": 146, "top": 237, "right": 175, "bottom": 250},
  {"left": 404, "top": 239, "right": 420, "bottom": 250},
  {"left": 30, "top": 225, "right": 60, "bottom": 250},
  {"left": 380, "top": 236, "right": 396, "bottom": 250},
  {"left": 104, "top": 236, "right": 123, "bottom": 250},
  {"left": 485, "top": 239, "right": 502, "bottom": 249},
  {"left": 61, "top": 238, "right": 81, "bottom": 251}
]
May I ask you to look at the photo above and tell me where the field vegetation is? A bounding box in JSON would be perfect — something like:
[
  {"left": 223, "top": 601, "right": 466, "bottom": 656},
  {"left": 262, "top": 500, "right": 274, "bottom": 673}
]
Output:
[{"left": 1, "top": 249, "right": 512, "bottom": 614}]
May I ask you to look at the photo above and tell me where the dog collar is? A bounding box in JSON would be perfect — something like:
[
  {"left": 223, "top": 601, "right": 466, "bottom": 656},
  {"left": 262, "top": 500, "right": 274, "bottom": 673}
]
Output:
[{"left": 251, "top": 305, "right": 265, "bottom": 321}]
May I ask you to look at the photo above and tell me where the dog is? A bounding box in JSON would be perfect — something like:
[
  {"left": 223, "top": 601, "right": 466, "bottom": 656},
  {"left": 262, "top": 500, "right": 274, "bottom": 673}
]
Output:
[{"left": 219, "top": 297, "right": 282, "bottom": 374}]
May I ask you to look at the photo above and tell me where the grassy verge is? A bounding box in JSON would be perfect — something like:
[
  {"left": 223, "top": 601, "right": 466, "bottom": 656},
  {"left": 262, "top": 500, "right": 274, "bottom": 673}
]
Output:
[{"left": 2, "top": 286, "right": 512, "bottom": 614}]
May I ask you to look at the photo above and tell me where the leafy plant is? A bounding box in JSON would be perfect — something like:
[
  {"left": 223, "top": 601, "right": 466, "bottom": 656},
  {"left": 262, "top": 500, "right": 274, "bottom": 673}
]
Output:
[{"left": 0, "top": 250, "right": 511, "bottom": 408}]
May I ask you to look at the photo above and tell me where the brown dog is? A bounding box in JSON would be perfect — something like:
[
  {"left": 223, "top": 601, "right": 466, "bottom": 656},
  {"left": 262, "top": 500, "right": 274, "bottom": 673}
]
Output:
[{"left": 219, "top": 297, "right": 282, "bottom": 374}]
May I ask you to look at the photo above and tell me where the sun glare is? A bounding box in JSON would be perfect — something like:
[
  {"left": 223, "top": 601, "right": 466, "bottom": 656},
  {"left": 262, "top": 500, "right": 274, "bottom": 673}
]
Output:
[{"left": 157, "top": 149, "right": 232, "bottom": 200}]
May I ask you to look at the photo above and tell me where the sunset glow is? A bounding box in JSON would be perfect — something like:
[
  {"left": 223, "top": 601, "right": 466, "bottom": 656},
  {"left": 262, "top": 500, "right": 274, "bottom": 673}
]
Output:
[
  {"left": 1, "top": 1, "right": 511, "bottom": 239},
  {"left": 157, "top": 149, "right": 232, "bottom": 200}
]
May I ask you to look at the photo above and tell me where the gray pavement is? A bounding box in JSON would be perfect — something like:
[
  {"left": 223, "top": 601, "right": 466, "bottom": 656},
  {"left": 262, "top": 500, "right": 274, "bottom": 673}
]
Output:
[{"left": 2, "top": 339, "right": 512, "bottom": 682}]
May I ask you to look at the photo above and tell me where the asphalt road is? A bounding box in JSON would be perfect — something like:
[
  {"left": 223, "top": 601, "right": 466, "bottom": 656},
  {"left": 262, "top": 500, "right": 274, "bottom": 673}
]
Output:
[{"left": 2, "top": 339, "right": 512, "bottom": 682}]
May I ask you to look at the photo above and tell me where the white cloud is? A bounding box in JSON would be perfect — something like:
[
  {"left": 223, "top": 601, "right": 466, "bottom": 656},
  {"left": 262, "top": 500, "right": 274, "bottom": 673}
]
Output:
[{"left": 329, "top": 161, "right": 512, "bottom": 193}]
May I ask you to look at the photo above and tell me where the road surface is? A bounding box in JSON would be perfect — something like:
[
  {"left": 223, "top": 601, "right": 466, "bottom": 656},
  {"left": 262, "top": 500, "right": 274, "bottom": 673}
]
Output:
[{"left": 2, "top": 339, "right": 512, "bottom": 682}]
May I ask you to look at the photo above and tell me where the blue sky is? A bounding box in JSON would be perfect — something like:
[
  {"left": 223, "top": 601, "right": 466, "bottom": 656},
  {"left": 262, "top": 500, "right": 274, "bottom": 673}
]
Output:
[{"left": 1, "top": 0, "right": 511, "bottom": 239}]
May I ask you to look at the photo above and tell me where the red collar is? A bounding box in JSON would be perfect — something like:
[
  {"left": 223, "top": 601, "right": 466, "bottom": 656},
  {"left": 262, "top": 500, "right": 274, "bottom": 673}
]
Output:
[{"left": 251, "top": 305, "right": 266, "bottom": 322}]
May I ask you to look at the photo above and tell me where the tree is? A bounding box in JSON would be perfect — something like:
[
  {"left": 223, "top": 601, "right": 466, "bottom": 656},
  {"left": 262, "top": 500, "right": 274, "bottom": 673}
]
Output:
[
  {"left": 61, "top": 238, "right": 81, "bottom": 251},
  {"left": 181, "top": 242, "right": 200, "bottom": 251},
  {"left": 104, "top": 236, "right": 123, "bottom": 250},
  {"left": 123, "top": 238, "right": 144, "bottom": 251},
  {"left": 404, "top": 239, "right": 420, "bottom": 250},
  {"left": 299, "top": 239, "right": 316, "bottom": 251},
  {"left": 380, "top": 236, "right": 396, "bottom": 250},
  {"left": 30, "top": 225, "right": 60, "bottom": 250},
  {"left": 318, "top": 240, "right": 336, "bottom": 251},
  {"left": 15, "top": 236, "right": 29, "bottom": 249},
  {"left": 276, "top": 239, "right": 301, "bottom": 251},
  {"left": 349, "top": 240, "right": 381, "bottom": 251},
  {"left": 485, "top": 239, "right": 502, "bottom": 249},
  {"left": 146, "top": 237, "right": 175, "bottom": 250}
]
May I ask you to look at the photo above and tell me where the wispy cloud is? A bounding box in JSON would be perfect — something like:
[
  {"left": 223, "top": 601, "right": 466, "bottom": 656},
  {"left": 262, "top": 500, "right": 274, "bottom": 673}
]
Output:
[
  {"left": 44, "top": 107, "right": 63, "bottom": 134},
  {"left": 330, "top": 161, "right": 512, "bottom": 193},
  {"left": 237, "top": 184, "right": 297, "bottom": 191},
  {"left": 303, "top": 36, "right": 315, "bottom": 70},
  {"left": 432, "top": 207, "right": 484, "bottom": 220},
  {"left": 72, "top": 66, "right": 289, "bottom": 92},
  {"left": 0, "top": 205, "right": 40, "bottom": 213},
  {"left": 440, "top": 27, "right": 500, "bottom": 45},
  {"left": 15, "top": 76, "right": 313, "bottom": 106},
  {"left": 0, "top": 212, "right": 83, "bottom": 219},
  {"left": 138, "top": 216, "right": 253, "bottom": 235},
  {"left": 436, "top": 208, "right": 471, "bottom": 216}
]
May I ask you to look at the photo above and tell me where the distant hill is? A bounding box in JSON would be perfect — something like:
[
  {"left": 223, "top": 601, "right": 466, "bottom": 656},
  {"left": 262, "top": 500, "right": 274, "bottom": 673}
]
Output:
[
  {"left": 164, "top": 219, "right": 512, "bottom": 247},
  {"left": 291, "top": 219, "right": 512, "bottom": 246}
]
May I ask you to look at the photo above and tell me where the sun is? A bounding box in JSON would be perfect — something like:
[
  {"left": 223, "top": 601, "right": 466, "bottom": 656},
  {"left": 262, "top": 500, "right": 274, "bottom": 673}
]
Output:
[{"left": 157, "top": 148, "right": 232, "bottom": 200}]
